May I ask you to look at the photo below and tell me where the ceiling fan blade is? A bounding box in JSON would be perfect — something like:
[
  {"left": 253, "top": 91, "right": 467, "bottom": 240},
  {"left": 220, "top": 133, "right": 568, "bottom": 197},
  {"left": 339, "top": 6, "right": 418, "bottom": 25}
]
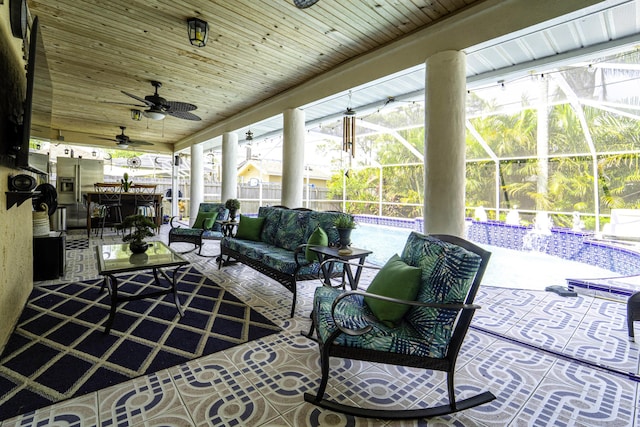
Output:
[
  {"left": 129, "top": 140, "right": 153, "bottom": 146},
  {"left": 122, "top": 91, "right": 154, "bottom": 107},
  {"left": 167, "top": 110, "right": 201, "bottom": 121},
  {"left": 102, "top": 101, "right": 148, "bottom": 108},
  {"left": 164, "top": 101, "right": 197, "bottom": 112},
  {"left": 94, "top": 136, "right": 118, "bottom": 142}
]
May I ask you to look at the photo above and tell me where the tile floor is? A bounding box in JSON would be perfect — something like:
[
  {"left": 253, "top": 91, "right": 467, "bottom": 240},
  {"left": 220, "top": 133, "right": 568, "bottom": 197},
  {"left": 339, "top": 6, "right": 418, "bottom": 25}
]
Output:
[{"left": 2, "top": 225, "right": 640, "bottom": 426}]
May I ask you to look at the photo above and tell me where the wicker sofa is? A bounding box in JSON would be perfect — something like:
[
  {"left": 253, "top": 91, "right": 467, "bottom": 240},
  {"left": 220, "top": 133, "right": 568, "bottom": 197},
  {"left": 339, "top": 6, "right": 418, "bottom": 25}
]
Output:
[{"left": 219, "top": 206, "right": 347, "bottom": 316}]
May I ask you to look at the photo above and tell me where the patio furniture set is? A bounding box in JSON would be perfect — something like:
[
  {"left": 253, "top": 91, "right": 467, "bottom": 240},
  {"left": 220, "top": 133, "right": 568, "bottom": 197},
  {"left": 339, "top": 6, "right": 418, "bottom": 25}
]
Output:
[{"left": 98, "top": 203, "right": 496, "bottom": 419}]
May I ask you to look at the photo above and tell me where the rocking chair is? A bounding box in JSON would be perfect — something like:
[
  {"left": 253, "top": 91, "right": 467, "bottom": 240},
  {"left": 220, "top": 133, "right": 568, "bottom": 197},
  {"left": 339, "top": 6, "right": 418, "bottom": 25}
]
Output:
[{"left": 303, "top": 232, "right": 495, "bottom": 419}]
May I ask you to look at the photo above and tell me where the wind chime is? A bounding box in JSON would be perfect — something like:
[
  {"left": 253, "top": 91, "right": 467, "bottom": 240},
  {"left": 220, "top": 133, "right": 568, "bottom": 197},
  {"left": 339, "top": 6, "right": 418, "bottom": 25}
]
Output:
[{"left": 342, "top": 92, "right": 356, "bottom": 157}]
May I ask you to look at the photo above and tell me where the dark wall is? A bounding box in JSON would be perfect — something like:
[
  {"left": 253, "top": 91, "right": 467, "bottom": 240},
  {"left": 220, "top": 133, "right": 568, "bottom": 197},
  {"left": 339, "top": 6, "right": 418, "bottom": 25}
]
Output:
[{"left": 0, "top": 32, "right": 24, "bottom": 170}]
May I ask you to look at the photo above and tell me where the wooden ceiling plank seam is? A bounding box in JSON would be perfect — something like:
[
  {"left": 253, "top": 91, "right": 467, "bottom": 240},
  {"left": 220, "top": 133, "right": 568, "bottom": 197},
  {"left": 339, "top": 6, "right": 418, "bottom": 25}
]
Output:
[{"left": 201, "top": 0, "right": 359, "bottom": 58}]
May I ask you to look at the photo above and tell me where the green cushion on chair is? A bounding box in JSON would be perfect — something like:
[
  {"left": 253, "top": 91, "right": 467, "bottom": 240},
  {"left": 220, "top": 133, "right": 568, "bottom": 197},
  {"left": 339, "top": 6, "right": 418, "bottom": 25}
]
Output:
[
  {"left": 203, "top": 216, "right": 217, "bottom": 229},
  {"left": 364, "top": 254, "right": 422, "bottom": 328},
  {"left": 193, "top": 211, "right": 218, "bottom": 229},
  {"left": 235, "top": 215, "right": 265, "bottom": 241},
  {"left": 305, "top": 226, "right": 328, "bottom": 262}
]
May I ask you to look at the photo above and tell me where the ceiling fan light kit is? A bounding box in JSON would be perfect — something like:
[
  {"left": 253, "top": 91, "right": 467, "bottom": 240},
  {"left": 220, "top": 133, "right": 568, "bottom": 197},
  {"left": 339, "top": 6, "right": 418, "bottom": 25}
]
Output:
[
  {"left": 143, "top": 109, "right": 165, "bottom": 121},
  {"left": 187, "top": 17, "right": 209, "bottom": 47}
]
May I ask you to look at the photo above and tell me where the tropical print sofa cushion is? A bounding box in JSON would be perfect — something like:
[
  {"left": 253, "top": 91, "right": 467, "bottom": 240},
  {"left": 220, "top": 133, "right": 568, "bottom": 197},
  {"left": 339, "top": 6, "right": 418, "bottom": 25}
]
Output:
[
  {"left": 258, "top": 206, "right": 283, "bottom": 245},
  {"left": 314, "top": 286, "right": 443, "bottom": 357},
  {"left": 307, "top": 211, "right": 343, "bottom": 246},
  {"left": 274, "top": 210, "right": 311, "bottom": 251},
  {"left": 202, "top": 230, "right": 224, "bottom": 240},
  {"left": 401, "top": 232, "right": 482, "bottom": 357},
  {"left": 221, "top": 235, "right": 343, "bottom": 276},
  {"left": 221, "top": 238, "right": 272, "bottom": 261}
]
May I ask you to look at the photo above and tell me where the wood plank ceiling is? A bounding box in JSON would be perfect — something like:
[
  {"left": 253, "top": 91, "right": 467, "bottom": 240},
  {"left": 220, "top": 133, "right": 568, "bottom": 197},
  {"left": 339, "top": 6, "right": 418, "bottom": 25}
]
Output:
[{"left": 26, "top": 0, "right": 481, "bottom": 153}]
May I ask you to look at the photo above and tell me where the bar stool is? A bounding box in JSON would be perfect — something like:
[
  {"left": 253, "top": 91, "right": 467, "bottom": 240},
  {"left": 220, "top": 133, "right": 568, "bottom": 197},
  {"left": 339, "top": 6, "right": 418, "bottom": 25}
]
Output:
[
  {"left": 94, "top": 183, "right": 123, "bottom": 238},
  {"left": 132, "top": 184, "right": 158, "bottom": 223}
]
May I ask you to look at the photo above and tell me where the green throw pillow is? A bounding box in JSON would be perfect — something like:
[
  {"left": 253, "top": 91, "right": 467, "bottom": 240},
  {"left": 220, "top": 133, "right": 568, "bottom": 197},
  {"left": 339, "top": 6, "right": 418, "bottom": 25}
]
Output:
[
  {"left": 305, "top": 226, "right": 328, "bottom": 262},
  {"left": 203, "top": 216, "right": 216, "bottom": 230},
  {"left": 193, "top": 211, "right": 218, "bottom": 229},
  {"left": 235, "top": 215, "right": 265, "bottom": 241},
  {"left": 364, "top": 254, "right": 422, "bottom": 328}
]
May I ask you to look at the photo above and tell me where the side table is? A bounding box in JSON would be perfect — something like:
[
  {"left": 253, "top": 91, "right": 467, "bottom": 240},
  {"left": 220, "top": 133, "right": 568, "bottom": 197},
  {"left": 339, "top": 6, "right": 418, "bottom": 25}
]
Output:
[
  {"left": 219, "top": 220, "right": 238, "bottom": 237},
  {"left": 309, "top": 245, "right": 372, "bottom": 290}
]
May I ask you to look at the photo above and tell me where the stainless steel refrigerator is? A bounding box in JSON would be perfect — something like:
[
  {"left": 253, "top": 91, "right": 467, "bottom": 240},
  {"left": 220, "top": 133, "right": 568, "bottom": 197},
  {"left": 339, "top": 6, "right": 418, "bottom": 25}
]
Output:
[{"left": 56, "top": 157, "right": 104, "bottom": 228}]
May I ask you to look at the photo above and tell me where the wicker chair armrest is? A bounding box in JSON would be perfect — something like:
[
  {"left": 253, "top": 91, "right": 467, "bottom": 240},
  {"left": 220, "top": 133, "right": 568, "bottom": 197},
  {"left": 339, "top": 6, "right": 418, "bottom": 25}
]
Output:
[{"left": 330, "top": 290, "right": 480, "bottom": 337}]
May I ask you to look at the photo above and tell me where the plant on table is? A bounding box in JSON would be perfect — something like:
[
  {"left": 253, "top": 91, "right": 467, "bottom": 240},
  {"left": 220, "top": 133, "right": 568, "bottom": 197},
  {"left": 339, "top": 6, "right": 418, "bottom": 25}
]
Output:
[
  {"left": 116, "top": 214, "right": 156, "bottom": 253},
  {"left": 121, "top": 172, "right": 132, "bottom": 192},
  {"left": 225, "top": 198, "right": 241, "bottom": 220},
  {"left": 333, "top": 214, "right": 357, "bottom": 229},
  {"left": 334, "top": 214, "right": 356, "bottom": 252}
]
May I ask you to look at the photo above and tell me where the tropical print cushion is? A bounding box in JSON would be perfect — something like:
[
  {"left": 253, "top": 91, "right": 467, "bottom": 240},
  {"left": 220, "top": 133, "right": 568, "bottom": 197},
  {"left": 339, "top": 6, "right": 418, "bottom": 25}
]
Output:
[
  {"left": 171, "top": 228, "right": 202, "bottom": 237},
  {"left": 307, "top": 211, "right": 343, "bottom": 246},
  {"left": 401, "top": 232, "right": 482, "bottom": 357},
  {"left": 221, "top": 238, "right": 272, "bottom": 261},
  {"left": 274, "top": 210, "right": 311, "bottom": 251},
  {"left": 202, "top": 230, "right": 224, "bottom": 240},
  {"left": 314, "top": 286, "right": 441, "bottom": 357},
  {"left": 258, "top": 206, "right": 283, "bottom": 245}
]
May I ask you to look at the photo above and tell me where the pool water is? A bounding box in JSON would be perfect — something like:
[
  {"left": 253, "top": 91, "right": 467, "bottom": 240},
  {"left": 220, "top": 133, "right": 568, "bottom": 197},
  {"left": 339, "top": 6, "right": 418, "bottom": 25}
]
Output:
[{"left": 351, "top": 223, "right": 617, "bottom": 291}]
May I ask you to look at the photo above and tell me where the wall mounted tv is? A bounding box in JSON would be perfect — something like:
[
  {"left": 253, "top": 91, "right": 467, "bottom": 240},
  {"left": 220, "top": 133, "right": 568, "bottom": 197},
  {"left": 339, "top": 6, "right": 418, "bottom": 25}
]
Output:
[{"left": 0, "top": 16, "right": 51, "bottom": 175}]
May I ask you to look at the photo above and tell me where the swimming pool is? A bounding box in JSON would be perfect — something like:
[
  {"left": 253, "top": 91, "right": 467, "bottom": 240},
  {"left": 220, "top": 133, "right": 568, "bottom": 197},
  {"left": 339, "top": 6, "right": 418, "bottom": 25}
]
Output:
[{"left": 351, "top": 223, "right": 619, "bottom": 292}]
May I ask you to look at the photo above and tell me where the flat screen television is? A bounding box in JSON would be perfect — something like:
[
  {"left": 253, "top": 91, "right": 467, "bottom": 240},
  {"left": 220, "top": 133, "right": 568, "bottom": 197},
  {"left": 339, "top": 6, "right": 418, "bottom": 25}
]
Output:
[{"left": 14, "top": 16, "right": 51, "bottom": 175}]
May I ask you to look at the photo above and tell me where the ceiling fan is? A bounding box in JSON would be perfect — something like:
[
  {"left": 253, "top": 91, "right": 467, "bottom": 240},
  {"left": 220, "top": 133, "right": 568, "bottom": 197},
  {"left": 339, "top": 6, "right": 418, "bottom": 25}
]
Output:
[
  {"left": 121, "top": 81, "right": 201, "bottom": 121},
  {"left": 95, "top": 126, "right": 153, "bottom": 149}
]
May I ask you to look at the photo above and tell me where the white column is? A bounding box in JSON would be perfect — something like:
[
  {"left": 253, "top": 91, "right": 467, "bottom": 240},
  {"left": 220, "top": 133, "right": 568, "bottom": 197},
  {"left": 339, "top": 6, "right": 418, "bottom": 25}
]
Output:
[
  {"left": 221, "top": 132, "right": 238, "bottom": 203},
  {"left": 189, "top": 143, "right": 204, "bottom": 226},
  {"left": 282, "top": 108, "right": 305, "bottom": 208},
  {"left": 424, "top": 50, "right": 467, "bottom": 237},
  {"left": 171, "top": 154, "right": 179, "bottom": 218}
]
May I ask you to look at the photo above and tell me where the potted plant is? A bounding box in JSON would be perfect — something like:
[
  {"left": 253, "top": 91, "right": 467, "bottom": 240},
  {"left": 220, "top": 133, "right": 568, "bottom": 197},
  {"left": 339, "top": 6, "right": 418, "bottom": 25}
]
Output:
[
  {"left": 116, "top": 214, "right": 156, "bottom": 253},
  {"left": 334, "top": 214, "right": 356, "bottom": 252},
  {"left": 225, "top": 198, "right": 241, "bottom": 221},
  {"left": 121, "top": 172, "right": 132, "bottom": 192}
]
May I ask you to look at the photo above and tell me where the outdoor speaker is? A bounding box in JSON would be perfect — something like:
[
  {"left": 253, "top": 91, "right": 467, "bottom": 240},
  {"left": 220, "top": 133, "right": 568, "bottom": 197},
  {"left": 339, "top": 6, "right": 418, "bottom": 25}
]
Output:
[{"left": 8, "top": 174, "right": 37, "bottom": 192}]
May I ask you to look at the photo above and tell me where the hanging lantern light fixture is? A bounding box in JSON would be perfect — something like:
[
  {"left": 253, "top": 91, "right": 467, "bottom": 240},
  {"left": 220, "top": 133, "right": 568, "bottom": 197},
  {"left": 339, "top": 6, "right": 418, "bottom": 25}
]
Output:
[
  {"left": 187, "top": 18, "right": 209, "bottom": 47},
  {"left": 130, "top": 109, "right": 142, "bottom": 121},
  {"left": 245, "top": 129, "right": 254, "bottom": 141}
]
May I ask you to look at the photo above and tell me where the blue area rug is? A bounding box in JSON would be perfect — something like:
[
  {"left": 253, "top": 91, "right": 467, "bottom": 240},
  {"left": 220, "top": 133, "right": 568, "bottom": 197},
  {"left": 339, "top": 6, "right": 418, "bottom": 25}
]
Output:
[{"left": 0, "top": 266, "right": 280, "bottom": 421}]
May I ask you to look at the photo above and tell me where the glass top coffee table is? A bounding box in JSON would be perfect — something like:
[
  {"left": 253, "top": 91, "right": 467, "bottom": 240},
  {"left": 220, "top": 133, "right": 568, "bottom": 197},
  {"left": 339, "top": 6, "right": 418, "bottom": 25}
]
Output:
[{"left": 96, "top": 240, "right": 190, "bottom": 333}]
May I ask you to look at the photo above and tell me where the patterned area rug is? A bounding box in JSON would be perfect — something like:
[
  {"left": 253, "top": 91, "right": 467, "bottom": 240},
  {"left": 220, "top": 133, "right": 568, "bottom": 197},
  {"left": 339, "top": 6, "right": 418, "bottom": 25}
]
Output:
[{"left": 0, "top": 266, "right": 280, "bottom": 421}]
